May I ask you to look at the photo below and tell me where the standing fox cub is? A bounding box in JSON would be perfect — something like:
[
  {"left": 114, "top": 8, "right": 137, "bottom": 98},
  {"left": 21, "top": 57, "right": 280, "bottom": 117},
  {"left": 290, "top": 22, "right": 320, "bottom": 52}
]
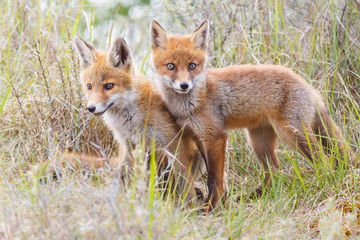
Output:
[
  {"left": 73, "top": 36, "right": 205, "bottom": 200},
  {"left": 150, "top": 20, "right": 356, "bottom": 210}
]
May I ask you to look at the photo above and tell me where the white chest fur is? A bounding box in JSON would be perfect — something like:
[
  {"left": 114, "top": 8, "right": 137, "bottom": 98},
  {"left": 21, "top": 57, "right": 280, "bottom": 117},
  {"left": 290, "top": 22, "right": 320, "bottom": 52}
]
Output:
[
  {"left": 102, "top": 91, "right": 143, "bottom": 146},
  {"left": 102, "top": 91, "right": 169, "bottom": 149}
]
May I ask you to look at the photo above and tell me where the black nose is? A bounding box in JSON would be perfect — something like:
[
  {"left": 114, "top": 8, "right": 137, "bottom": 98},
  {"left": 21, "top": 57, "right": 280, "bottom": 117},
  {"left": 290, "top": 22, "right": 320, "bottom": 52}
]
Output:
[
  {"left": 87, "top": 106, "right": 96, "bottom": 113},
  {"left": 180, "top": 82, "right": 189, "bottom": 90}
]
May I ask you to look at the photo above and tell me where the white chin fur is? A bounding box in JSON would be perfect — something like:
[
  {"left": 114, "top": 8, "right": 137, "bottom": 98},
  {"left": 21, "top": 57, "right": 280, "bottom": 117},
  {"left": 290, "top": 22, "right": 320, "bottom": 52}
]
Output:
[
  {"left": 174, "top": 89, "right": 190, "bottom": 94},
  {"left": 94, "top": 112, "right": 105, "bottom": 116}
]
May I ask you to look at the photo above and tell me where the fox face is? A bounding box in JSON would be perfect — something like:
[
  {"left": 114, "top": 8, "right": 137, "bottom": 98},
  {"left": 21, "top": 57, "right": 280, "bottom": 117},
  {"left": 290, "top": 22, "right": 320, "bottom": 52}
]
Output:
[
  {"left": 150, "top": 20, "right": 209, "bottom": 94},
  {"left": 74, "top": 37, "right": 134, "bottom": 116}
]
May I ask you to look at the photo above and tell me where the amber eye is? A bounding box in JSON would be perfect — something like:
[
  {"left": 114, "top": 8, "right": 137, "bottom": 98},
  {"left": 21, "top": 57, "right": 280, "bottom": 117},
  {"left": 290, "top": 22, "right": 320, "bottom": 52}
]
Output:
[
  {"left": 105, "top": 83, "right": 114, "bottom": 90},
  {"left": 87, "top": 84, "right": 92, "bottom": 90},
  {"left": 167, "top": 63, "right": 175, "bottom": 70},
  {"left": 189, "top": 63, "right": 196, "bottom": 70}
]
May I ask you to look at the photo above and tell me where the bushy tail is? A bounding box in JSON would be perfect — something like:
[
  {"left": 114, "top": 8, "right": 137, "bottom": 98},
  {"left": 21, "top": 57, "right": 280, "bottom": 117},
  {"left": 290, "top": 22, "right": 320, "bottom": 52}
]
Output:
[
  {"left": 316, "top": 111, "right": 357, "bottom": 167},
  {"left": 30, "top": 151, "right": 122, "bottom": 177}
]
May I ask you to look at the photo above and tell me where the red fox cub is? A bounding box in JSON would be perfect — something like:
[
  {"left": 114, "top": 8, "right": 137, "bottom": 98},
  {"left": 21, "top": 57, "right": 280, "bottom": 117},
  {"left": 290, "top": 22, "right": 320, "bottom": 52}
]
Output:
[
  {"left": 150, "top": 20, "right": 355, "bottom": 210},
  {"left": 73, "top": 36, "right": 205, "bottom": 200}
]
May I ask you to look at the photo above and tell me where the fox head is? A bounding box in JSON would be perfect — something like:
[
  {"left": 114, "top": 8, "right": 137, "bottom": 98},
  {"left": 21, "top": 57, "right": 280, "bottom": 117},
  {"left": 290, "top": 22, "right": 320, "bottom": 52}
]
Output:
[
  {"left": 150, "top": 20, "right": 209, "bottom": 94},
  {"left": 74, "top": 37, "right": 135, "bottom": 116}
]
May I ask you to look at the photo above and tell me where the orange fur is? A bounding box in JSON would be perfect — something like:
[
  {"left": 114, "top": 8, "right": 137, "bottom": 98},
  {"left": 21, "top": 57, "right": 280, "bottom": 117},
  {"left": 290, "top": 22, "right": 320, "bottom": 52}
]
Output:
[
  {"left": 150, "top": 20, "right": 356, "bottom": 211},
  {"left": 34, "top": 151, "right": 121, "bottom": 174}
]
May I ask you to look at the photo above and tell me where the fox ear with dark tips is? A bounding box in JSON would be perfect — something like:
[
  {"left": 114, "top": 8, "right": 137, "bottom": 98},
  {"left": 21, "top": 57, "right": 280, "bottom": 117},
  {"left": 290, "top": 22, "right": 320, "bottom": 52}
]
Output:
[
  {"left": 73, "top": 37, "right": 96, "bottom": 69},
  {"left": 190, "top": 20, "right": 209, "bottom": 50},
  {"left": 150, "top": 20, "right": 169, "bottom": 49},
  {"left": 107, "top": 37, "right": 133, "bottom": 69}
]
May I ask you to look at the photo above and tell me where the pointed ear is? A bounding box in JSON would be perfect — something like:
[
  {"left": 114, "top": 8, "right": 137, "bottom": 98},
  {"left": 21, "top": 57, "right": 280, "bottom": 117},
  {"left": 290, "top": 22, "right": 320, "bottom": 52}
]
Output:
[
  {"left": 150, "top": 20, "right": 169, "bottom": 49},
  {"left": 107, "top": 37, "right": 133, "bottom": 68},
  {"left": 190, "top": 20, "right": 209, "bottom": 50},
  {"left": 73, "top": 37, "right": 96, "bottom": 69}
]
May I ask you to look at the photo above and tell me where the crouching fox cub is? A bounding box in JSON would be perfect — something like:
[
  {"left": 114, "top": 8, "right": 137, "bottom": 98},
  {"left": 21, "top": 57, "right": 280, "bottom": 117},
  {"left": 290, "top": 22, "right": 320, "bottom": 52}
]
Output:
[
  {"left": 73, "top": 36, "right": 205, "bottom": 201},
  {"left": 150, "top": 20, "right": 356, "bottom": 211}
]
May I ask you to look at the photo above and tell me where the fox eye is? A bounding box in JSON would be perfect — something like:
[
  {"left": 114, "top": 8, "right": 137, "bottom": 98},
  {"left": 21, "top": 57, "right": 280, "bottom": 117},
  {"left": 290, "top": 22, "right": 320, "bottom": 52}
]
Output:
[
  {"left": 167, "top": 63, "right": 175, "bottom": 70},
  {"left": 189, "top": 63, "right": 196, "bottom": 70},
  {"left": 105, "top": 83, "right": 114, "bottom": 90},
  {"left": 87, "top": 84, "right": 92, "bottom": 90}
]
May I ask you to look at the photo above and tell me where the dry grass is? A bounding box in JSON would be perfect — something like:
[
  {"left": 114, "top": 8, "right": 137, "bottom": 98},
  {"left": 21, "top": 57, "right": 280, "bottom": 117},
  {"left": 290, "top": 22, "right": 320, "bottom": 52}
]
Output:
[{"left": 0, "top": 0, "right": 360, "bottom": 239}]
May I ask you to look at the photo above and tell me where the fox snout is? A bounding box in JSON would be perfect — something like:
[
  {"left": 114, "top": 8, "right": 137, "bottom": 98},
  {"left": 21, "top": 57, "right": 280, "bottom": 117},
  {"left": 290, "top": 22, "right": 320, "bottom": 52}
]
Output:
[
  {"left": 180, "top": 82, "right": 189, "bottom": 90},
  {"left": 172, "top": 81, "right": 193, "bottom": 94},
  {"left": 87, "top": 105, "right": 96, "bottom": 113},
  {"left": 86, "top": 102, "right": 115, "bottom": 116},
  {"left": 86, "top": 95, "right": 118, "bottom": 116}
]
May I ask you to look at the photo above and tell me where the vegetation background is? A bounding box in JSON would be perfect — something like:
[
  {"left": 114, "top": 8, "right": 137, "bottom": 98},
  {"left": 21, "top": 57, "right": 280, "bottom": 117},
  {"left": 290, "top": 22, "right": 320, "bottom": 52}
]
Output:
[{"left": 0, "top": 0, "right": 359, "bottom": 238}]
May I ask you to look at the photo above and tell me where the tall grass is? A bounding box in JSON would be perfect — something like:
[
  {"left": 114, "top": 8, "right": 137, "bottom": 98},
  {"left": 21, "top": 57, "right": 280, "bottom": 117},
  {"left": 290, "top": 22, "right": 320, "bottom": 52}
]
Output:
[{"left": 0, "top": 0, "right": 359, "bottom": 239}]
